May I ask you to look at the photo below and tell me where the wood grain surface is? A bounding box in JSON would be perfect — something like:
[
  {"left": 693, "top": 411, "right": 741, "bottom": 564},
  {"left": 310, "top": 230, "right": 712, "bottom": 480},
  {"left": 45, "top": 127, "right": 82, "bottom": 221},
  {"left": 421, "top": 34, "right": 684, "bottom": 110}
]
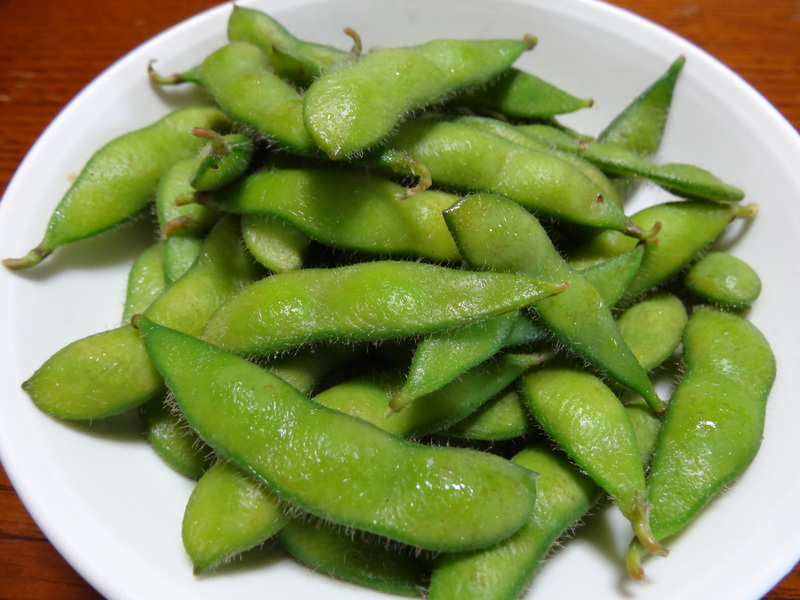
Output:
[{"left": 1, "top": 1, "right": 798, "bottom": 599}]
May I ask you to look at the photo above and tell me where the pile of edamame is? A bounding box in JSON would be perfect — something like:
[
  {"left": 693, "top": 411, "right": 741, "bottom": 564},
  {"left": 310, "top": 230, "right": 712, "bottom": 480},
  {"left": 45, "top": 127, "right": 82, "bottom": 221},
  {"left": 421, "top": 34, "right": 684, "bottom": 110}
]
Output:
[{"left": 4, "top": 5, "right": 776, "bottom": 598}]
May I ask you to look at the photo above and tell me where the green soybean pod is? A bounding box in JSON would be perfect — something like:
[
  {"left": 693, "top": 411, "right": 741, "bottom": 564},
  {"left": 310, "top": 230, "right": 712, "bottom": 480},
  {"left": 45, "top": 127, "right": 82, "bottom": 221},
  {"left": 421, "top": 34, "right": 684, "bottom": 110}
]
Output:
[
  {"left": 137, "top": 316, "right": 538, "bottom": 552},
  {"left": 226, "top": 5, "right": 353, "bottom": 86},
  {"left": 453, "top": 67, "right": 594, "bottom": 118},
  {"left": 444, "top": 193, "right": 664, "bottom": 414},
  {"left": 453, "top": 115, "right": 619, "bottom": 204},
  {"left": 580, "top": 141, "right": 745, "bottom": 203},
  {"left": 22, "top": 216, "right": 261, "bottom": 419},
  {"left": 596, "top": 56, "right": 686, "bottom": 199},
  {"left": 616, "top": 293, "right": 688, "bottom": 373},
  {"left": 122, "top": 241, "right": 166, "bottom": 324},
  {"left": 155, "top": 158, "right": 221, "bottom": 284},
  {"left": 389, "top": 312, "right": 520, "bottom": 413},
  {"left": 201, "top": 260, "right": 567, "bottom": 357},
  {"left": 182, "top": 460, "right": 288, "bottom": 573},
  {"left": 626, "top": 307, "right": 775, "bottom": 578},
  {"left": 139, "top": 394, "right": 214, "bottom": 480},
  {"left": 521, "top": 366, "right": 666, "bottom": 557},
  {"left": 568, "top": 200, "right": 759, "bottom": 303},
  {"left": 428, "top": 398, "right": 663, "bottom": 600},
  {"left": 683, "top": 251, "right": 762, "bottom": 308},
  {"left": 150, "top": 42, "right": 318, "bottom": 156},
  {"left": 188, "top": 128, "right": 255, "bottom": 192},
  {"left": 385, "top": 118, "right": 652, "bottom": 237},
  {"left": 441, "top": 388, "right": 531, "bottom": 442},
  {"left": 240, "top": 214, "right": 310, "bottom": 274},
  {"left": 316, "top": 352, "right": 550, "bottom": 439},
  {"left": 428, "top": 445, "right": 599, "bottom": 600},
  {"left": 279, "top": 515, "right": 429, "bottom": 597},
  {"left": 303, "top": 35, "right": 536, "bottom": 158},
  {"left": 3, "top": 106, "right": 231, "bottom": 270},
  {"left": 597, "top": 56, "right": 686, "bottom": 157},
  {"left": 201, "top": 168, "right": 461, "bottom": 263}
]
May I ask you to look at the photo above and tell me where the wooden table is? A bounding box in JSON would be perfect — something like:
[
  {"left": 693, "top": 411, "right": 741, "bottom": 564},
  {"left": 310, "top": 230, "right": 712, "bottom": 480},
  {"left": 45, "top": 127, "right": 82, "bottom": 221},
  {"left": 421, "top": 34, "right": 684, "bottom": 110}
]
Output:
[{"left": 1, "top": 1, "right": 798, "bottom": 598}]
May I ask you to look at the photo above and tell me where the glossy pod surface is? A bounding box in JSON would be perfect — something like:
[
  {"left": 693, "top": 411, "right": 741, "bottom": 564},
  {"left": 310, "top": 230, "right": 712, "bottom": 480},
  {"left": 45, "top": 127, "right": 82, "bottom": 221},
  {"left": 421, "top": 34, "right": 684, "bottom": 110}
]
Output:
[
  {"left": 138, "top": 317, "right": 538, "bottom": 553},
  {"left": 303, "top": 36, "right": 534, "bottom": 158},
  {"left": 201, "top": 260, "right": 567, "bottom": 357}
]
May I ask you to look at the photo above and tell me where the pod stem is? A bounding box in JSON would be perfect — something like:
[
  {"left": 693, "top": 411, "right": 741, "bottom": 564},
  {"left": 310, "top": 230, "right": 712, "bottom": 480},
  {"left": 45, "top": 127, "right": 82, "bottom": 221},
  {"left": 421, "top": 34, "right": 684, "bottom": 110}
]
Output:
[
  {"left": 2, "top": 246, "right": 51, "bottom": 270},
  {"left": 624, "top": 219, "right": 662, "bottom": 241},
  {"left": 147, "top": 60, "right": 188, "bottom": 85},
  {"left": 174, "top": 192, "right": 200, "bottom": 207},
  {"left": 162, "top": 216, "right": 195, "bottom": 239},
  {"left": 343, "top": 27, "right": 363, "bottom": 58},
  {"left": 630, "top": 493, "right": 668, "bottom": 559},
  {"left": 191, "top": 127, "right": 229, "bottom": 159},
  {"left": 523, "top": 33, "right": 538, "bottom": 51},
  {"left": 626, "top": 538, "right": 647, "bottom": 580},
  {"left": 732, "top": 202, "right": 759, "bottom": 220}
]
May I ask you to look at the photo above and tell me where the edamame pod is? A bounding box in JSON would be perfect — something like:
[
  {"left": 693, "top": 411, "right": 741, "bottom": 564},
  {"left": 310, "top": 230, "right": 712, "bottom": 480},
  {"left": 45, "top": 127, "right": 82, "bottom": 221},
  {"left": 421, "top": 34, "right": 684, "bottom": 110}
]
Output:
[
  {"left": 188, "top": 128, "right": 255, "bottom": 192},
  {"left": 597, "top": 56, "right": 685, "bottom": 156},
  {"left": 122, "top": 241, "right": 166, "bottom": 324},
  {"left": 453, "top": 67, "right": 593, "bottom": 118},
  {"left": 155, "top": 158, "right": 221, "bottom": 284},
  {"left": 441, "top": 388, "right": 530, "bottom": 442},
  {"left": 521, "top": 366, "right": 667, "bottom": 557},
  {"left": 626, "top": 306, "right": 775, "bottom": 578},
  {"left": 200, "top": 168, "right": 461, "bottom": 262},
  {"left": 137, "top": 316, "right": 539, "bottom": 552},
  {"left": 240, "top": 214, "right": 310, "bottom": 273},
  {"left": 279, "top": 516, "right": 429, "bottom": 597},
  {"left": 596, "top": 55, "right": 686, "bottom": 198},
  {"left": 445, "top": 193, "right": 664, "bottom": 413},
  {"left": 139, "top": 394, "right": 214, "bottom": 480},
  {"left": 150, "top": 42, "right": 318, "bottom": 155},
  {"left": 22, "top": 216, "right": 262, "bottom": 419},
  {"left": 385, "top": 118, "right": 651, "bottom": 237},
  {"left": 182, "top": 460, "right": 288, "bottom": 573},
  {"left": 303, "top": 36, "right": 536, "bottom": 158},
  {"left": 316, "top": 352, "right": 550, "bottom": 438},
  {"left": 580, "top": 141, "right": 745, "bottom": 203},
  {"left": 683, "top": 251, "right": 762, "bottom": 308},
  {"left": 568, "top": 200, "right": 758, "bottom": 303},
  {"left": 201, "top": 260, "right": 568, "bottom": 357},
  {"left": 389, "top": 312, "right": 520, "bottom": 413},
  {"left": 3, "top": 106, "right": 231, "bottom": 270},
  {"left": 616, "top": 293, "right": 688, "bottom": 372},
  {"left": 226, "top": 5, "right": 353, "bottom": 86}
]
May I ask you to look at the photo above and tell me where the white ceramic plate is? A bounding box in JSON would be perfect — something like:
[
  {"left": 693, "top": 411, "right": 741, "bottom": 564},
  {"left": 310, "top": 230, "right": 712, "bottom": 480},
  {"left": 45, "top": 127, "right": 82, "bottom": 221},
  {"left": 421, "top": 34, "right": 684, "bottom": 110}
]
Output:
[{"left": 2, "top": 0, "right": 799, "bottom": 598}]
